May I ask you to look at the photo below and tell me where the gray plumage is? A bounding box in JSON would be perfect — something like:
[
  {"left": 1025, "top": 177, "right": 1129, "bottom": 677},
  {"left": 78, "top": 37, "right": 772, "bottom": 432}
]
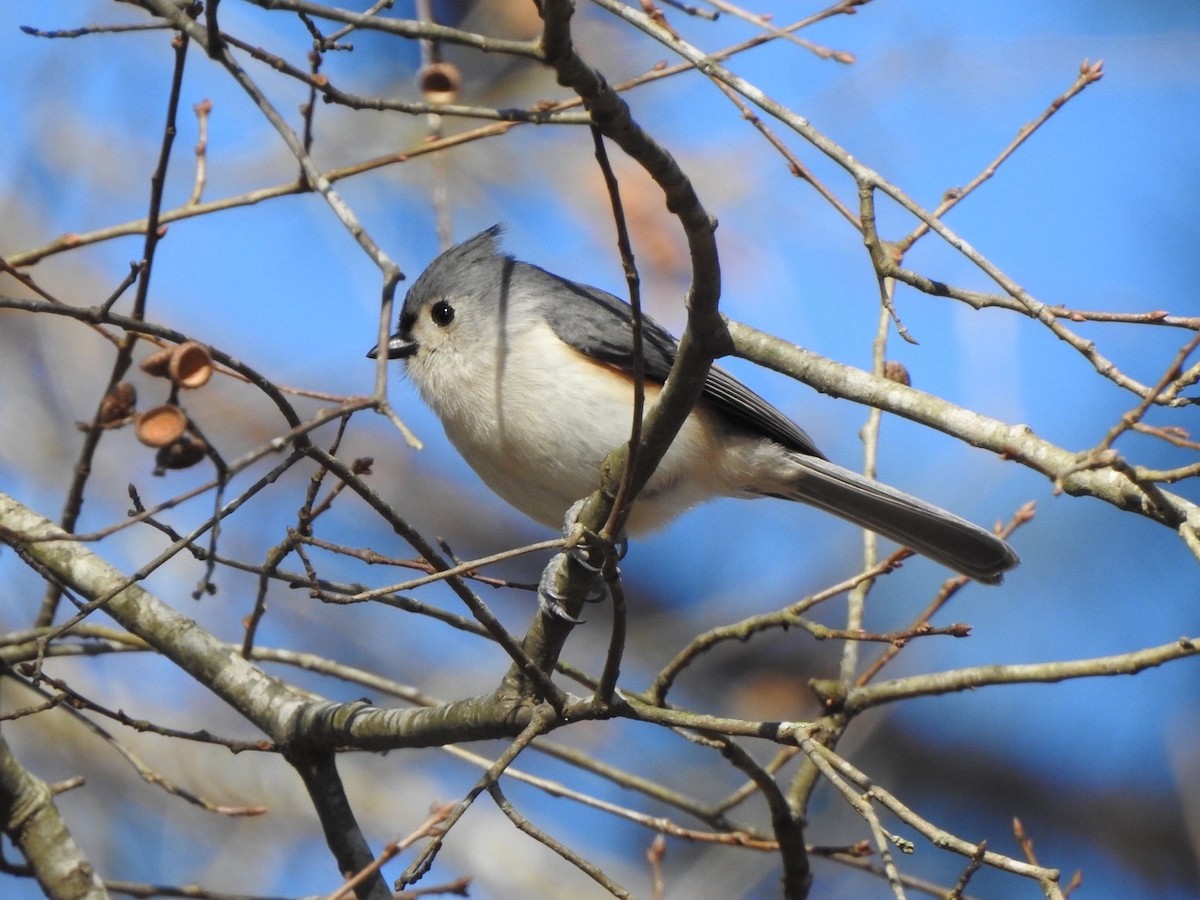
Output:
[{"left": 375, "top": 227, "right": 1019, "bottom": 584}]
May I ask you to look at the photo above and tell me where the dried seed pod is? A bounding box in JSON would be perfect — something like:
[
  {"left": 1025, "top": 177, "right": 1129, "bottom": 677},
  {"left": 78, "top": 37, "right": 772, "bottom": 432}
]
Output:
[
  {"left": 155, "top": 434, "right": 208, "bottom": 472},
  {"left": 168, "top": 341, "right": 213, "bottom": 389},
  {"left": 418, "top": 61, "right": 462, "bottom": 104},
  {"left": 139, "top": 347, "right": 173, "bottom": 378},
  {"left": 883, "top": 360, "right": 911, "bottom": 387},
  {"left": 135, "top": 404, "right": 188, "bottom": 448},
  {"left": 99, "top": 381, "right": 137, "bottom": 424}
]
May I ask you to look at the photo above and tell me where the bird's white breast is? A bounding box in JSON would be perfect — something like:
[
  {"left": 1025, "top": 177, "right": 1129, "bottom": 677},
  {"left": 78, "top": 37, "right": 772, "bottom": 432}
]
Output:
[{"left": 408, "top": 320, "right": 733, "bottom": 532}]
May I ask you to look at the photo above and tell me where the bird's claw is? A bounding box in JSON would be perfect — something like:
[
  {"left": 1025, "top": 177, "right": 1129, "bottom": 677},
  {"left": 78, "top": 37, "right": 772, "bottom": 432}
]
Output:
[
  {"left": 537, "top": 589, "right": 587, "bottom": 624},
  {"left": 561, "top": 499, "right": 626, "bottom": 575},
  {"left": 536, "top": 552, "right": 605, "bottom": 622}
]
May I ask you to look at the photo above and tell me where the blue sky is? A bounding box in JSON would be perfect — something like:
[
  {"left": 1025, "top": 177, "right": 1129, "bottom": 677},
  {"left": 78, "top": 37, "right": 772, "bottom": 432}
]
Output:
[{"left": 2, "top": 1, "right": 1199, "bottom": 897}]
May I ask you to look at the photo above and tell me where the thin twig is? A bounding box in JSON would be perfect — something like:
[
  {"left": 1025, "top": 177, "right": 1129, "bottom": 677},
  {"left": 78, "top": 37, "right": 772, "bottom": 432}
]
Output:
[
  {"left": 896, "top": 59, "right": 1105, "bottom": 254},
  {"left": 489, "top": 781, "right": 635, "bottom": 898},
  {"left": 398, "top": 705, "right": 559, "bottom": 889}
]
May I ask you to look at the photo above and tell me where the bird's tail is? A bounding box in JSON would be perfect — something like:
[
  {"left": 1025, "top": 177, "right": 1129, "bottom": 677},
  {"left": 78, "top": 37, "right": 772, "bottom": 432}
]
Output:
[{"left": 780, "top": 453, "right": 1019, "bottom": 584}]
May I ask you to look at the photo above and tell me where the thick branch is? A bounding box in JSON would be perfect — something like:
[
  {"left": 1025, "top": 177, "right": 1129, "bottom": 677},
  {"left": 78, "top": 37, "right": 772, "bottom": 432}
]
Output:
[
  {"left": 727, "top": 318, "right": 1200, "bottom": 532},
  {"left": 287, "top": 751, "right": 390, "bottom": 900},
  {"left": 0, "top": 732, "right": 107, "bottom": 900},
  {"left": 843, "top": 637, "right": 1200, "bottom": 714},
  {"left": 0, "top": 492, "right": 554, "bottom": 751}
]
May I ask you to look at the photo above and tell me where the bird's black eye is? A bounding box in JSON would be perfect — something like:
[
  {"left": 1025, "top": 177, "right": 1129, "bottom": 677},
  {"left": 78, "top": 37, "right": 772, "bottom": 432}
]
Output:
[{"left": 430, "top": 300, "right": 455, "bottom": 327}]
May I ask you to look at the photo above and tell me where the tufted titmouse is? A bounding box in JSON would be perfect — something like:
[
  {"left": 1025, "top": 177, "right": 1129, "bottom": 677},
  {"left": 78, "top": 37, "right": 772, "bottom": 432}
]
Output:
[{"left": 369, "top": 227, "right": 1018, "bottom": 583}]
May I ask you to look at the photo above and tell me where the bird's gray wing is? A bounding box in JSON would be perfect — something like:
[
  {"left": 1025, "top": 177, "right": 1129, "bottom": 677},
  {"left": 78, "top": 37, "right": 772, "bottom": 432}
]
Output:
[{"left": 532, "top": 264, "right": 825, "bottom": 459}]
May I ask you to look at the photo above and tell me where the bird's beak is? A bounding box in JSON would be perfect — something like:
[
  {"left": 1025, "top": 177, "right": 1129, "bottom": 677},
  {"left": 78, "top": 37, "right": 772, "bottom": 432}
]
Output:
[{"left": 366, "top": 334, "right": 418, "bottom": 360}]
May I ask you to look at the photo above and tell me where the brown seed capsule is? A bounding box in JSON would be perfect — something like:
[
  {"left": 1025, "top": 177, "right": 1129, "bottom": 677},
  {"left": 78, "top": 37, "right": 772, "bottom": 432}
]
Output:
[
  {"left": 139, "top": 347, "right": 173, "bottom": 378},
  {"left": 418, "top": 61, "right": 462, "bottom": 105},
  {"left": 168, "top": 341, "right": 213, "bottom": 389},
  {"left": 135, "top": 404, "right": 188, "bottom": 448},
  {"left": 155, "top": 434, "right": 208, "bottom": 472},
  {"left": 99, "top": 381, "right": 137, "bottom": 424},
  {"left": 883, "top": 360, "right": 911, "bottom": 387}
]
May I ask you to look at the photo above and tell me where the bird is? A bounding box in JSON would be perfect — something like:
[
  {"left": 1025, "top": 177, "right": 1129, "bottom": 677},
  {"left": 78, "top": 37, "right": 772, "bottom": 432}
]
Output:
[{"left": 369, "top": 226, "right": 1018, "bottom": 584}]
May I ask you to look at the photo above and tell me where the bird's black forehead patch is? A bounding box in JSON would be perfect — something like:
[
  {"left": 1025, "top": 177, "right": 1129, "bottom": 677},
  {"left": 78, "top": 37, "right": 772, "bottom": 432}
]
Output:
[{"left": 398, "top": 306, "right": 418, "bottom": 334}]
